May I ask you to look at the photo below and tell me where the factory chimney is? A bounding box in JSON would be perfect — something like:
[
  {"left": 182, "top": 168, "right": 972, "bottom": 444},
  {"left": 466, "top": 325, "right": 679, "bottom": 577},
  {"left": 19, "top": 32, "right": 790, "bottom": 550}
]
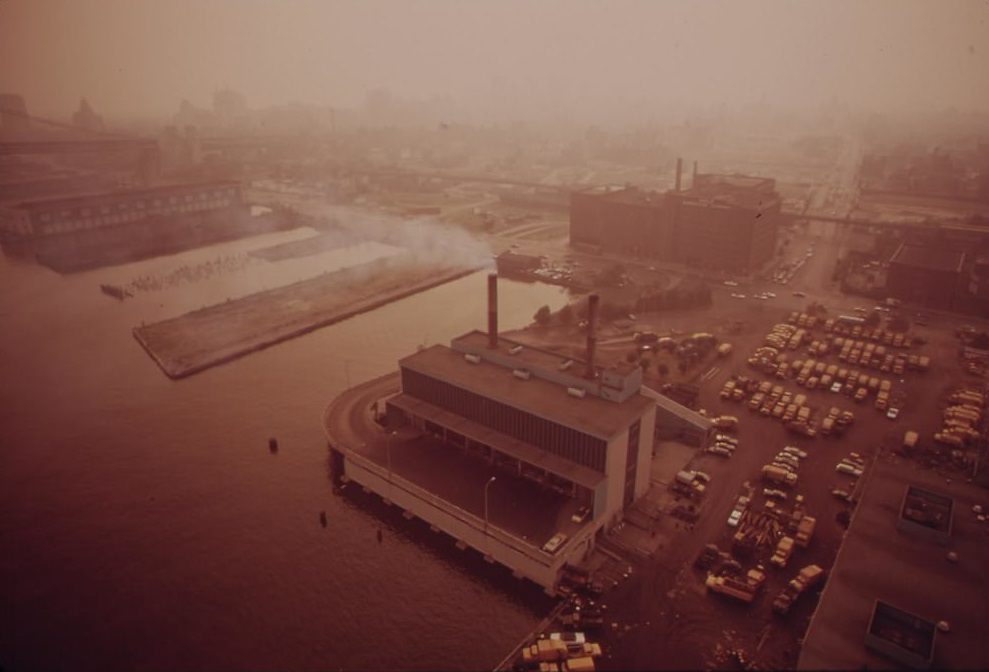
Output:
[
  {"left": 487, "top": 273, "right": 498, "bottom": 349},
  {"left": 692, "top": 160, "right": 698, "bottom": 185},
  {"left": 585, "top": 294, "right": 599, "bottom": 379},
  {"left": 675, "top": 157, "right": 683, "bottom": 192}
]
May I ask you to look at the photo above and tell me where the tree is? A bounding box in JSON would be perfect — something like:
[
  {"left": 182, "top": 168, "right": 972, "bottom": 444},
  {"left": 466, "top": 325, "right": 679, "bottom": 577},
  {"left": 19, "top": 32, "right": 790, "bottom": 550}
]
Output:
[
  {"left": 557, "top": 304, "right": 574, "bottom": 325},
  {"left": 657, "top": 363, "right": 669, "bottom": 377},
  {"left": 971, "top": 332, "right": 989, "bottom": 350},
  {"left": 533, "top": 305, "right": 551, "bottom": 326},
  {"left": 888, "top": 315, "right": 910, "bottom": 333}
]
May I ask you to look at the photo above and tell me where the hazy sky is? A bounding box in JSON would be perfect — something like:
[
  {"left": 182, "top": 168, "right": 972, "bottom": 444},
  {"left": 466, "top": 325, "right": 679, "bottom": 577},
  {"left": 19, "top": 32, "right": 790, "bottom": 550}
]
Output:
[{"left": 2, "top": 0, "right": 987, "bottom": 121}]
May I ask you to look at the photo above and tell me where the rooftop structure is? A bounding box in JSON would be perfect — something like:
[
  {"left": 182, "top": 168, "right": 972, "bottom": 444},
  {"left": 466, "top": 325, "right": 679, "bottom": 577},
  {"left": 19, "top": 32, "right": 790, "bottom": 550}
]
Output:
[
  {"left": 864, "top": 600, "right": 938, "bottom": 670},
  {"left": 897, "top": 485, "right": 953, "bottom": 545}
]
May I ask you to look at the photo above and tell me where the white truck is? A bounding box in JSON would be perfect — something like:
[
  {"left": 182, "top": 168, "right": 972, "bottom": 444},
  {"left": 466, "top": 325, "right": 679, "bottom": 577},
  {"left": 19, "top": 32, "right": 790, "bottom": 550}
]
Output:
[{"left": 762, "top": 464, "right": 798, "bottom": 487}]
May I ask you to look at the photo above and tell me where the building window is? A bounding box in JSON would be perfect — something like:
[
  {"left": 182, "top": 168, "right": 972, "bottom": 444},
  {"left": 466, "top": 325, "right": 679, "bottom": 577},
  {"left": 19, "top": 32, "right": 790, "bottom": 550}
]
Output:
[{"left": 400, "top": 368, "right": 607, "bottom": 471}]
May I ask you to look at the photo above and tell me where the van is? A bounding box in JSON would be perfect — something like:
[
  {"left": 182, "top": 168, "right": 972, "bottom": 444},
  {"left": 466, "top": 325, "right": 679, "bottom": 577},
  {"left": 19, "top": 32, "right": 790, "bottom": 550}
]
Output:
[
  {"left": 676, "top": 470, "right": 698, "bottom": 486},
  {"left": 713, "top": 416, "right": 739, "bottom": 430},
  {"left": 821, "top": 417, "right": 835, "bottom": 436},
  {"left": 836, "top": 463, "right": 863, "bottom": 476}
]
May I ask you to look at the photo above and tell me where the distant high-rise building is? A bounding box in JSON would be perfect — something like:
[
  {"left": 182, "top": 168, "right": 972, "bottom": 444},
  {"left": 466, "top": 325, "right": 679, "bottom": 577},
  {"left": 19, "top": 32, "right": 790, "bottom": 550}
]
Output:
[
  {"left": 72, "top": 98, "right": 104, "bottom": 132},
  {"left": 212, "top": 89, "right": 248, "bottom": 128},
  {"left": 0, "top": 93, "right": 30, "bottom": 131}
]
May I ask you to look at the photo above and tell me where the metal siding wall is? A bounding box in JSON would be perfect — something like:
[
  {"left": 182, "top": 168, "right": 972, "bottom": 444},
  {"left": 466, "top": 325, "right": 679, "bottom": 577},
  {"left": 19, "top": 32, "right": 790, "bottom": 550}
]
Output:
[{"left": 403, "top": 369, "right": 606, "bottom": 471}]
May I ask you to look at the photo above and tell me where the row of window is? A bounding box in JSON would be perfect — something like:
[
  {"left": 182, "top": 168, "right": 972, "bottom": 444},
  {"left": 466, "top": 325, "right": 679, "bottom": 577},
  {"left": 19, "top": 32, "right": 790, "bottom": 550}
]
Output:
[
  {"left": 36, "top": 199, "right": 231, "bottom": 235},
  {"left": 401, "top": 368, "right": 607, "bottom": 471},
  {"left": 35, "top": 188, "right": 239, "bottom": 223}
]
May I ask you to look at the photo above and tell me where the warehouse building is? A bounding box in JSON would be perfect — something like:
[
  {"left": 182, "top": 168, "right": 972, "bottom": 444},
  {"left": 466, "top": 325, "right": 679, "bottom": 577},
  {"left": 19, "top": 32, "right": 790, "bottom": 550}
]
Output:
[
  {"left": 569, "top": 161, "right": 781, "bottom": 273},
  {"left": 886, "top": 242, "right": 965, "bottom": 308},
  {"left": 798, "top": 462, "right": 987, "bottom": 671},
  {"left": 0, "top": 180, "right": 244, "bottom": 241}
]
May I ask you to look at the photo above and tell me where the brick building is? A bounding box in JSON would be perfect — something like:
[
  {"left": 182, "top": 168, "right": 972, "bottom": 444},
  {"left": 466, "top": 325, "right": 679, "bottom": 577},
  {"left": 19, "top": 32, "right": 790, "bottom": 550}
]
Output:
[{"left": 569, "top": 169, "right": 781, "bottom": 273}]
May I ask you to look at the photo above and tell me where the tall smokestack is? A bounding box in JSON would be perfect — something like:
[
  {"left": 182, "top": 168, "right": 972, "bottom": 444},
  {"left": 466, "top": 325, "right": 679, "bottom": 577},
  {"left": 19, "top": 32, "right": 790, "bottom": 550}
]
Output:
[
  {"left": 487, "top": 273, "right": 498, "bottom": 349},
  {"left": 585, "top": 294, "right": 599, "bottom": 379},
  {"left": 675, "top": 157, "right": 683, "bottom": 192},
  {"left": 692, "top": 160, "right": 698, "bottom": 185}
]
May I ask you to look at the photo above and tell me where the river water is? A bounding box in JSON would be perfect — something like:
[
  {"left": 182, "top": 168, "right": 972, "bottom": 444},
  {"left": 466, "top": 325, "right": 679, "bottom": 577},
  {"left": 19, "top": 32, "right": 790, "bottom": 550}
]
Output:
[{"left": 0, "top": 232, "right": 569, "bottom": 672}]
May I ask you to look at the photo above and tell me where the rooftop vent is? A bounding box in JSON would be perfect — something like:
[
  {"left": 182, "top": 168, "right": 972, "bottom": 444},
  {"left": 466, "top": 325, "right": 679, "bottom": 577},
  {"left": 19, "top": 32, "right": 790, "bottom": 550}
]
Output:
[
  {"left": 512, "top": 369, "right": 531, "bottom": 380},
  {"left": 559, "top": 359, "right": 574, "bottom": 371},
  {"left": 567, "top": 387, "right": 587, "bottom": 399},
  {"left": 464, "top": 353, "right": 482, "bottom": 364},
  {"left": 509, "top": 345, "right": 524, "bottom": 355}
]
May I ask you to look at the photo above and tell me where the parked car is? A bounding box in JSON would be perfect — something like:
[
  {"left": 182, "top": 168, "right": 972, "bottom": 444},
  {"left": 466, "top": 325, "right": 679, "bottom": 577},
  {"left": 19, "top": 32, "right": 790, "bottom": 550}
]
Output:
[{"left": 571, "top": 506, "right": 591, "bottom": 524}]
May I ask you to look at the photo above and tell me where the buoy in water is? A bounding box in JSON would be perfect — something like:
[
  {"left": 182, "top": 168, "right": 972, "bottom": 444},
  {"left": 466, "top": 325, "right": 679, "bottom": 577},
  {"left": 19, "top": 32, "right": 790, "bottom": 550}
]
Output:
[
  {"left": 377, "top": 528, "right": 383, "bottom": 543},
  {"left": 319, "top": 511, "right": 327, "bottom": 527},
  {"left": 268, "top": 437, "right": 278, "bottom": 454}
]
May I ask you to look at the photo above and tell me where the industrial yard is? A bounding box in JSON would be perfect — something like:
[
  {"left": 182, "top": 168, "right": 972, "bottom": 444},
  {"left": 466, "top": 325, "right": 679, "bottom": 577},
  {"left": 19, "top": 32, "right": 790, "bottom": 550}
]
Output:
[{"left": 486, "top": 224, "right": 989, "bottom": 670}]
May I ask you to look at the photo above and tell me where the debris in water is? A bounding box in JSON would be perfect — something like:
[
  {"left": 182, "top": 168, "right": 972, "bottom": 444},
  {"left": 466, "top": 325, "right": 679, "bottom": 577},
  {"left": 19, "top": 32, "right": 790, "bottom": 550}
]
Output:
[
  {"left": 268, "top": 437, "right": 278, "bottom": 453},
  {"left": 320, "top": 511, "right": 327, "bottom": 527}
]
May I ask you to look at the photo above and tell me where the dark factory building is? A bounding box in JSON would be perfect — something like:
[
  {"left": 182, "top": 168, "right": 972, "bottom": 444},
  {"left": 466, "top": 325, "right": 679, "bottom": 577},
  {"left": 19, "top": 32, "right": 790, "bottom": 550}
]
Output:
[
  {"left": 569, "top": 161, "right": 781, "bottom": 273},
  {"left": 886, "top": 242, "right": 965, "bottom": 308},
  {"left": 0, "top": 180, "right": 244, "bottom": 241}
]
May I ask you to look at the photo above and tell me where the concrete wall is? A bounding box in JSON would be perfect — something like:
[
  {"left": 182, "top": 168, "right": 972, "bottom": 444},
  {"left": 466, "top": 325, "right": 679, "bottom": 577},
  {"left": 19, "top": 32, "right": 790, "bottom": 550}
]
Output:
[
  {"left": 634, "top": 406, "right": 658, "bottom": 500},
  {"left": 603, "top": 431, "right": 626, "bottom": 525}
]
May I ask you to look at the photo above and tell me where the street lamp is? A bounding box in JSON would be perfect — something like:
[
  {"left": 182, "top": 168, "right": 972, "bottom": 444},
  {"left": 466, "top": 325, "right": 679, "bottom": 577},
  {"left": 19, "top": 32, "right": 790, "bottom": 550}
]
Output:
[
  {"left": 483, "top": 476, "right": 497, "bottom": 531},
  {"left": 386, "top": 430, "right": 397, "bottom": 482}
]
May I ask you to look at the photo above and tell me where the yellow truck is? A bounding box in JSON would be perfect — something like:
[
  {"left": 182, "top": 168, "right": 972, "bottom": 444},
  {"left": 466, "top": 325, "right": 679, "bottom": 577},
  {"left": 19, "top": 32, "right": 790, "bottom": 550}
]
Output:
[
  {"left": 771, "top": 536, "right": 795, "bottom": 568},
  {"left": 795, "top": 516, "right": 816, "bottom": 547},
  {"left": 903, "top": 431, "right": 919, "bottom": 451}
]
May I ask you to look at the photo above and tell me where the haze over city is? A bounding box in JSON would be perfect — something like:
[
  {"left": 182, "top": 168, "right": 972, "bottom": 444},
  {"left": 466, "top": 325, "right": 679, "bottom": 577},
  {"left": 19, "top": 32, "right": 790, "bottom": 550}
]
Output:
[
  {"left": 2, "top": 2, "right": 989, "bottom": 672},
  {"left": 3, "top": 0, "right": 988, "bottom": 122}
]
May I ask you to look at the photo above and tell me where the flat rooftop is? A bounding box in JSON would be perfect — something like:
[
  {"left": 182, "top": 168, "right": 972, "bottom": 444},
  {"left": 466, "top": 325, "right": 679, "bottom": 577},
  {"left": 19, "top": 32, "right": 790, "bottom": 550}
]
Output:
[
  {"left": 350, "top": 420, "right": 590, "bottom": 547},
  {"left": 399, "top": 342, "right": 654, "bottom": 441},
  {"left": 797, "top": 458, "right": 989, "bottom": 671},
  {"left": 889, "top": 242, "right": 965, "bottom": 273},
  {"left": 454, "top": 329, "right": 638, "bottom": 381}
]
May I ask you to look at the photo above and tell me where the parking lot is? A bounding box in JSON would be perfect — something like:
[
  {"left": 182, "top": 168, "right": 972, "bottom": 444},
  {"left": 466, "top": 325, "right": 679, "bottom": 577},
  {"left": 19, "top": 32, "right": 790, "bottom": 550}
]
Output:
[{"left": 543, "top": 245, "right": 988, "bottom": 670}]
